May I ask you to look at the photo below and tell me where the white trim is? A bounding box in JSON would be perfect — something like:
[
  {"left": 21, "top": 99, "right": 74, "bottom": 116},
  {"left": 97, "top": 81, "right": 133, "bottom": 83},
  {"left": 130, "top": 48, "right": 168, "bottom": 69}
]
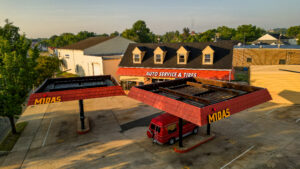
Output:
[
  {"left": 119, "top": 66, "right": 232, "bottom": 71},
  {"left": 42, "top": 119, "right": 53, "bottom": 147},
  {"left": 220, "top": 145, "right": 255, "bottom": 169}
]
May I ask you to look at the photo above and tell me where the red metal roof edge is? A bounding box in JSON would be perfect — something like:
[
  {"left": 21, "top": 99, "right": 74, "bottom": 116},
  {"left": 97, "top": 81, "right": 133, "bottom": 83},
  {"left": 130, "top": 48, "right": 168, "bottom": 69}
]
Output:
[
  {"left": 28, "top": 86, "right": 125, "bottom": 106},
  {"left": 128, "top": 87, "right": 202, "bottom": 125},
  {"left": 128, "top": 86, "right": 272, "bottom": 126},
  {"left": 199, "top": 88, "right": 272, "bottom": 126}
]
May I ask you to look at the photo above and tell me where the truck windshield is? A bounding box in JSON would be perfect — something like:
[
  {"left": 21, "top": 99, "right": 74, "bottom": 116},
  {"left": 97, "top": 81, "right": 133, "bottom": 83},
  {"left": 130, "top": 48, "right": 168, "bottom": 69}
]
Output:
[
  {"left": 150, "top": 124, "right": 155, "bottom": 130},
  {"left": 150, "top": 123, "right": 160, "bottom": 133},
  {"left": 155, "top": 126, "right": 160, "bottom": 133}
]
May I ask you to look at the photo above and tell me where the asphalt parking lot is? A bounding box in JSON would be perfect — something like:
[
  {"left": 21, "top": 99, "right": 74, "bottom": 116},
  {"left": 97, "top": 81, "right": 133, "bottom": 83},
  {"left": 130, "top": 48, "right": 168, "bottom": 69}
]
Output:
[{"left": 0, "top": 96, "right": 299, "bottom": 169}]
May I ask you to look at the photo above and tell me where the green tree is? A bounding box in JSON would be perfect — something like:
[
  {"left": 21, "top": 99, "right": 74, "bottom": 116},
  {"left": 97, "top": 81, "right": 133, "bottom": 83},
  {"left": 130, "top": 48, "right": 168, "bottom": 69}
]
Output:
[
  {"left": 121, "top": 20, "right": 155, "bottom": 42},
  {"left": 271, "top": 28, "right": 287, "bottom": 35},
  {"left": 217, "top": 26, "right": 236, "bottom": 40},
  {"left": 161, "top": 31, "right": 181, "bottom": 43},
  {"left": 42, "top": 31, "right": 97, "bottom": 48},
  {"left": 34, "top": 56, "right": 60, "bottom": 86},
  {"left": 198, "top": 29, "right": 217, "bottom": 42},
  {"left": 182, "top": 27, "right": 190, "bottom": 41},
  {"left": 76, "top": 31, "right": 96, "bottom": 41},
  {"left": 28, "top": 46, "right": 40, "bottom": 85},
  {"left": 287, "top": 26, "right": 300, "bottom": 37},
  {"left": 233, "top": 24, "right": 265, "bottom": 43},
  {"left": 0, "top": 20, "right": 37, "bottom": 134},
  {"left": 110, "top": 31, "right": 120, "bottom": 37}
]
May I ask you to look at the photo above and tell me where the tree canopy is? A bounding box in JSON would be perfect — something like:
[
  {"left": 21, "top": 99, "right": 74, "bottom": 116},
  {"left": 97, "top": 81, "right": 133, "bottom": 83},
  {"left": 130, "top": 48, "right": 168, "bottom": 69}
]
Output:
[
  {"left": 121, "top": 20, "right": 155, "bottom": 43},
  {"left": 217, "top": 26, "right": 236, "bottom": 40},
  {"left": 233, "top": 24, "right": 265, "bottom": 43},
  {"left": 34, "top": 55, "right": 60, "bottom": 86},
  {"left": 287, "top": 26, "right": 300, "bottom": 37},
  {"left": 42, "top": 31, "right": 98, "bottom": 48},
  {"left": 39, "top": 20, "right": 299, "bottom": 45},
  {"left": 0, "top": 20, "right": 60, "bottom": 134},
  {"left": 0, "top": 20, "right": 38, "bottom": 134}
]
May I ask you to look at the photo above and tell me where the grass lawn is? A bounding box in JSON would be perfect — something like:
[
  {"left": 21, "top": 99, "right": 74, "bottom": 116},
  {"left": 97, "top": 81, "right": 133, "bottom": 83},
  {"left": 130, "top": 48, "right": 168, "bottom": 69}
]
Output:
[
  {"left": 0, "top": 122, "right": 28, "bottom": 152},
  {"left": 55, "top": 71, "right": 78, "bottom": 78}
]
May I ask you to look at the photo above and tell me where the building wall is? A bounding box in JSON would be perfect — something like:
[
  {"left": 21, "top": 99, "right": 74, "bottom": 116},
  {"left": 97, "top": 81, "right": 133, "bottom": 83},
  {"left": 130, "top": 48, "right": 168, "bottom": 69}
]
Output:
[
  {"left": 74, "top": 55, "right": 104, "bottom": 76},
  {"left": 58, "top": 49, "right": 104, "bottom": 76},
  {"left": 103, "top": 58, "right": 122, "bottom": 81},
  {"left": 58, "top": 49, "right": 84, "bottom": 74},
  {"left": 250, "top": 65, "right": 300, "bottom": 104},
  {"left": 233, "top": 48, "right": 300, "bottom": 67},
  {"left": 58, "top": 48, "right": 122, "bottom": 79}
]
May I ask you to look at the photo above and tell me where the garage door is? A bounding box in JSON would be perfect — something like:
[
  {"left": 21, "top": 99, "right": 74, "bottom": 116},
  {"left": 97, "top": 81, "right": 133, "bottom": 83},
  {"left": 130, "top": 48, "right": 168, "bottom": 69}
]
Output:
[{"left": 93, "top": 63, "right": 101, "bottom": 76}]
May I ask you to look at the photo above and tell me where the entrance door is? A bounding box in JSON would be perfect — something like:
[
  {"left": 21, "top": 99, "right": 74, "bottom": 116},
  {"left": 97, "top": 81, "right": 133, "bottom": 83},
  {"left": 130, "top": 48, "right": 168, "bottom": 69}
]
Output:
[{"left": 92, "top": 63, "right": 101, "bottom": 76}]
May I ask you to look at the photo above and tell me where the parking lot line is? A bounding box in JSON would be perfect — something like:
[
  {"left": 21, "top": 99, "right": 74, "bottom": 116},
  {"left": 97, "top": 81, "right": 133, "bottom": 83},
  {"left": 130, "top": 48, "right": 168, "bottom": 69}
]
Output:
[
  {"left": 220, "top": 145, "right": 255, "bottom": 169},
  {"left": 42, "top": 118, "right": 53, "bottom": 147}
]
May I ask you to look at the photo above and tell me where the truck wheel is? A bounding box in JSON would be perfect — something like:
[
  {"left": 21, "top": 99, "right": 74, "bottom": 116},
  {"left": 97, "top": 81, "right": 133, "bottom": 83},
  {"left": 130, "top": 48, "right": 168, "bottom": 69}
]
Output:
[
  {"left": 169, "top": 138, "right": 175, "bottom": 145},
  {"left": 193, "top": 127, "right": 199, "bottom": 134}
]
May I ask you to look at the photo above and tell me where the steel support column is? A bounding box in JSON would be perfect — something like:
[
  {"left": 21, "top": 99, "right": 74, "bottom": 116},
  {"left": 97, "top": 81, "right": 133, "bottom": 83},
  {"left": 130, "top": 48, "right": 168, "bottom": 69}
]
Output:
[
  {"left": 207, "top": 123, "right": 211, "bottom": 135},
  {"left": 79, "top": 99, "right": 85, "bottom": 130},
  {"left": 179, "top": 117, "right": 183, "bottom": 147}
]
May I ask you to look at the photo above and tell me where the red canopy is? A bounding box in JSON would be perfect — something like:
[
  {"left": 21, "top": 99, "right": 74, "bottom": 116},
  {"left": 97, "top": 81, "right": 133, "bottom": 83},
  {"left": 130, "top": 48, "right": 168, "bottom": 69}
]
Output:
[
  {"left": 128, "top": 77, "right": 272, "bottom": 126},
  {"left": 28, "top": 75, "right": 124, "bottom": 106}
]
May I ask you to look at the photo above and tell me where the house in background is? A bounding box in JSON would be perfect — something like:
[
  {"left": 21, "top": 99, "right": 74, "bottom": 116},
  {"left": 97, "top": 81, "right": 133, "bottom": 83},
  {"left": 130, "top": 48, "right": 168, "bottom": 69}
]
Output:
[
  {"left": 48, "top": 47, "right": 58, "bottom": 56},
  {"left": 252, "top": 33, "right": 297, "bottom": 45},
  {"left": 58, "top": 36, "right": 134, "bottom": 81}
]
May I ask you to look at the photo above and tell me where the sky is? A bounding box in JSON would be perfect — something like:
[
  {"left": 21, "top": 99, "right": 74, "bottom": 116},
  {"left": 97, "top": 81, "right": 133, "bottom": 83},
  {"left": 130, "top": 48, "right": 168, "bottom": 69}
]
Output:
[{"left": 0, "top": 0, "right": 299, "bottom": 38}]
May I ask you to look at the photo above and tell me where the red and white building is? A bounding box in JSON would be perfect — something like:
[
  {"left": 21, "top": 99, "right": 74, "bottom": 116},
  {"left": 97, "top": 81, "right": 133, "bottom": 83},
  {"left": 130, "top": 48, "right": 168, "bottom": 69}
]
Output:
[{"left": 117, "top": 41, "right": 237, "bottom": 90}]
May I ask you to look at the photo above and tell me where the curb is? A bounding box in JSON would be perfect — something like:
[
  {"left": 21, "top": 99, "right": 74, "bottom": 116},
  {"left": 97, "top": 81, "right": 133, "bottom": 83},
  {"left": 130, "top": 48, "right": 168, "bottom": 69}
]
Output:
[
  {"left": 173, "top": 135, "right": 215, "bottom": 153},
  {"left": 77, "top": 117, "right": 90, "bottom": 135}
]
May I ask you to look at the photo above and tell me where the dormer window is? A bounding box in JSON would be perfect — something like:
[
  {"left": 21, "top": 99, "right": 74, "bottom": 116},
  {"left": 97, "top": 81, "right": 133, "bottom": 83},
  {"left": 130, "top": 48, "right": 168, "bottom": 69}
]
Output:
[
  {"left": 154, "top": 46, "right": 167, "bottom": 64},
  {"left": 202, "top": 45, "right": 214, "bottom": 65},
  {"left": 177, "top": 46, "right": 190, "bottom": 64},
  {"left": 155, "top": 54, "right": 161, "bottom": 62},
  {"left": 204, "top": 54, "right": 211, "bottom": 63},
  {"left": 132, "top": 46, "right": 146, "bottom": 64},
  {"left": 134, "top": 54, "right": 140, "bottom": 62},
  {"left": 179, "top": 54, "right": 185, "bottom": 63}
]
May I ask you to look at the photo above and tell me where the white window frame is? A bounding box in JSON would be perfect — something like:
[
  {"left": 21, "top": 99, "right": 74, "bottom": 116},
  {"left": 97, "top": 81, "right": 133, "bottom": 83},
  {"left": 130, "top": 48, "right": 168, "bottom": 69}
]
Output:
[{"left": 179, "top": 54, "right": 185, "bottom": 63}]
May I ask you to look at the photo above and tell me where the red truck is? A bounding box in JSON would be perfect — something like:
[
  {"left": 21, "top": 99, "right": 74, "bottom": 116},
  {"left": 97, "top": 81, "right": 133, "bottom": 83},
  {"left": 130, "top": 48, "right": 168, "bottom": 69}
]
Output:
[{"left": 147, "top": 113, "right": 199, "bottom": 145}]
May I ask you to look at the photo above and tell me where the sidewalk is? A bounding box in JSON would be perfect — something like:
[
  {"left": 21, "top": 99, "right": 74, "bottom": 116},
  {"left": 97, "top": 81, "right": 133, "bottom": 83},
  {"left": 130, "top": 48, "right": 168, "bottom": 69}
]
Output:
[
  {"left": 0, "top": 104, "right": 49, "bottom": 169},
  {"left": 0, "top": 118, "right": 10, "bottom": 144},
  {"left": 0, "top": 90, "right": 33, "bottom": 145}
]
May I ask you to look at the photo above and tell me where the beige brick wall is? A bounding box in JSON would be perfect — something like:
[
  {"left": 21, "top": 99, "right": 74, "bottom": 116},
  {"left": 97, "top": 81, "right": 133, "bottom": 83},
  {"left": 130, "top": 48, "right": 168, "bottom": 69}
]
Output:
[
  {"left": 250, "top": 65, "right": 300, "bottom": 104},
  {"left": 233, "top": 48, "right": 300, "bottom": 67}
]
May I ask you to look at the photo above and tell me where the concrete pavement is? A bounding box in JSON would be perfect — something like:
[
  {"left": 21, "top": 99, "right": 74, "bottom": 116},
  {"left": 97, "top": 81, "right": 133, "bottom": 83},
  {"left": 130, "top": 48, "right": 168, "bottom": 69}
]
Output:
[{"left": 0, "top": 96, "right": 299, "bottom": 169}]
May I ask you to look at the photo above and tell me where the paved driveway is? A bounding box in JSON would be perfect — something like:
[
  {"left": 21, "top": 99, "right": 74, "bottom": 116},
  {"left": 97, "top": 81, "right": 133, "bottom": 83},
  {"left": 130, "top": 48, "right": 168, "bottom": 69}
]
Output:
[{"left": 1, "top": 96, "right": 299, "bottom": 169}]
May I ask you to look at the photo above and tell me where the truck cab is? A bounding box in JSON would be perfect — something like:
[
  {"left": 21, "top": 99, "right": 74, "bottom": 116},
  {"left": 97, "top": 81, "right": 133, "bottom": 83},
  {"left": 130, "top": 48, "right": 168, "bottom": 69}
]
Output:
[{"left": 147, "top": 113, "right": 199, "bottom": 145}]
